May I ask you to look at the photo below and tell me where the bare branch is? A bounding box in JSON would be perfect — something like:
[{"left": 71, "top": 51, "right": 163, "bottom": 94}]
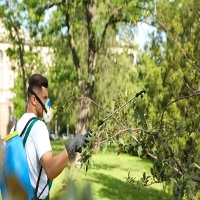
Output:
[
  {"left": 98, "top": 1, "right": 147, "bottom": 51},
  {"left": 98, "top": 5, "right": 124, "bottom": 51},
  {"left": 183, "top": 78, "right": 196, "bottom": 93},
  {"left": 194, "top": 163, "right": 200, "bottom": 170},
  {"left": 194, "top": 87, "right": 200, "bottom": 94},
  {"left": 38, "top": 1, "right": 65, "bottom": 12},
  {"left": 65, "top": 12, "right": 81, "bottom": 72},
  {"left": 79, "top": 96, "right": 102, "bottom": 110},
  {"left": 156, "top": 19, "right": 200, "bottom": 71},
  {"left": 53, "top": 95, "right": 102, "bottom": 120},
  {"left": 183, "top": 78, "right": 200, "bottom": 95},
  {"left": 99, "top": 127, "right": 149, "bottom": 145},
  {"left": 167, "top": 161, "right": 183, "bottom": 175},
  {"left": 160, "top": 93, "right": 200, "bottom": 124},
  {"left": 146, "top": 152, "right": 157, "bottom": 160},
  {"left": 192, "top": 177, "right": 200, "bottom": 183}
]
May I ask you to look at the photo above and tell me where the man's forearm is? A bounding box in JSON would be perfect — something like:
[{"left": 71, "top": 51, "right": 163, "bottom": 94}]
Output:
[{"left": 41, "top": 149, "right": 69, "bottom": 180}]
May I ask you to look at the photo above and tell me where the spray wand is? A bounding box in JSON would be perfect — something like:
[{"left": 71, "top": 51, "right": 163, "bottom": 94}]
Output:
[{"left": 85, "top": 89, "right": 146, "bottom": 136}]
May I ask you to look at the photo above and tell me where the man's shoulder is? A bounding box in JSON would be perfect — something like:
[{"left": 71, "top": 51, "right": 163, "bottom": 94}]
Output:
[
  {"left": 32, "top": 118, "right": 46, "bottom": 128},
  {"left": 31, "top": 119, "right": 48, "bottom": 133},
  {"left": 11, "top": 113, "right": 42, "bottom": 133}
]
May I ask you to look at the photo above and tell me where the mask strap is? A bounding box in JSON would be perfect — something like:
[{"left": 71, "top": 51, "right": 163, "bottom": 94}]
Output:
[{"left": 28, "top": 87, "right": 47, "bottom": 113}]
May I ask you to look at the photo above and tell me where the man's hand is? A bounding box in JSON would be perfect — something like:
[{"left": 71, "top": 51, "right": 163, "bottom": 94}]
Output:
[{"left": 65, "top": 133, "right": 89, "bottom": 160}]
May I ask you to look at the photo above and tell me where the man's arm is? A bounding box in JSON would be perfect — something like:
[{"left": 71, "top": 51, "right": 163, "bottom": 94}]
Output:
[
  {"left": 40, "top": 149, "right": 69, "bottom": 181},
  {"left": 40, "top": 133, "right": 89, "bottom": 181}
]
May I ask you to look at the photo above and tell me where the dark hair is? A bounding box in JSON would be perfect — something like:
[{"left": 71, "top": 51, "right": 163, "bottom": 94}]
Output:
[
  {"left": 28, "top": 74, "right": 48, "bottom": 99},
  {"left": 28, "top": 74, "right": 48, "bottom": 89}
]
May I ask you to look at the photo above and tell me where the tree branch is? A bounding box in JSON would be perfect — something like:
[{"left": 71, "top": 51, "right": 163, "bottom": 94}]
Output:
[
  {"left": 38, "top": 0, "right": 66, "bottom": 12},
  {"left": 194, "top": 163, "right": 200, "bottom": 170},
  {"left": 156, "top": 19, "right": 200, "bottom": 72},
  {"left": 183, "top": 78, "right": 196, "bottom": 93},
  {"left": 65, "top": 11, "right": 81, "bottom": 73},
  {"left": 146, "top": 152, "right": 157, "bottom": 160},
  {"left": 98, "top": 0, "right": 146, "bottom": 51},
  {"left": 99, "top": 128, "right": 139, "bottom": 145},
  {"left": 160, "top": 93, "right": 200, "bottom": 124},
  {"left": 98, "top": 5, "right": 124, "bottom": 51}
]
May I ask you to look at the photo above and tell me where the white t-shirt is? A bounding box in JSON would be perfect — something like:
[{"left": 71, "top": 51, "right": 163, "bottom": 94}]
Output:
[{"left": 10, "top": 113, "right": 52, "bottom": 199}]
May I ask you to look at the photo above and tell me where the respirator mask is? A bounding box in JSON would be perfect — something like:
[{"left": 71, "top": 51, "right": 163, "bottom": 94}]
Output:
[
  {"left": 28, "top": 87, "right": 53, "bottom": 123},
  {"left": 42, "top": 98, "right": 53, "bottom": 123}
]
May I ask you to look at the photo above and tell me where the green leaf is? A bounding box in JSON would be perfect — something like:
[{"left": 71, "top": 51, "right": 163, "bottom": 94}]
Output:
[
  {"left": 118, "top": 138, "right": 124, "bottom": 145},
  {"left": 137, "top": 145, "right": 143, "bottom": 157}
]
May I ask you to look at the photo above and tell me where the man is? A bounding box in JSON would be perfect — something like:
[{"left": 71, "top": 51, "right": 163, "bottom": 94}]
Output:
[{"left": 11, "top": 74, "right": 89, "bottom": 199}]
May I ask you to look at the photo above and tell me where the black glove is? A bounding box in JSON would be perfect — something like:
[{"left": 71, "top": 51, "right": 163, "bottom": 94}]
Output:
[{"left": 65, "top": 133, "right": 89, "bottom": 160}]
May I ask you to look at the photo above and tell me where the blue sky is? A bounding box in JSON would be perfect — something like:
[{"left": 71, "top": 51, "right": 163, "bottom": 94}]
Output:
[{"left": 135, "top": 22, "right": 156, "bottom": 49}]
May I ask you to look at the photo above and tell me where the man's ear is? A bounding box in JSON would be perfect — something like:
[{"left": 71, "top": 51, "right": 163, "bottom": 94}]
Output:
[{"left": 31, "top": 95, "right": 36, "bottom": 106}]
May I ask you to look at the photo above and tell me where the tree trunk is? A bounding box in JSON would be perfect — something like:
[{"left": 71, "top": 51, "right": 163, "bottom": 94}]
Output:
[
  {"left": 75, "top": 0, "right": 97, "bottom": 134},
  {"left": 71, "top": 0, "right": 97, "bottom": 169},
  {"left": 75, "top": 95, "right": 91, "bottom": 134}
]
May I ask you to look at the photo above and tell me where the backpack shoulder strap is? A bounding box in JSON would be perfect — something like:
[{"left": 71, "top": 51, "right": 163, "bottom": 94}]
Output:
[
  {"left": 20, "top": 117, "right": 37, "bottom": 137},
  {"left": 22, "top": 118, "right": 39, "bottom": 147},
  {"left": 34, "top": 166, "right": 43, "bottom": 199}
]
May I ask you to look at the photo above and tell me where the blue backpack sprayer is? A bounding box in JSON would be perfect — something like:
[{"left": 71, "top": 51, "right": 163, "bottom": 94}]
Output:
[
  {"left": 0, "top": 118, "right": 39, "bottom": 200},
  {"left": 0, "top": 98, "right": 52, "bottom": 200}
]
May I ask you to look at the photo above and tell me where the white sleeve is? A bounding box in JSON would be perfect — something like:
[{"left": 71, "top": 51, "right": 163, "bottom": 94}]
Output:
[{"left": 32, "top": 120, "right": 52, "bottom": 160}]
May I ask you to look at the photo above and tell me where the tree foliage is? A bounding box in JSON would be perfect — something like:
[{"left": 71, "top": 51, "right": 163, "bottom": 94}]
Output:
[
  {"left": 1, "top": 0, "right": 200, "bottom": 199},
  {"left": 80, "top": 0, "right": 200, "bottom": 199},
  {"left": 15, "top": 0, "right": 150, "bottom": 134}
]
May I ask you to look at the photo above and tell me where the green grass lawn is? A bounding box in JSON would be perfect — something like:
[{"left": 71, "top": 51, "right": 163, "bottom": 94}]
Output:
[{"left": 50, "top": 140, "right": 171, "bottom": 200}]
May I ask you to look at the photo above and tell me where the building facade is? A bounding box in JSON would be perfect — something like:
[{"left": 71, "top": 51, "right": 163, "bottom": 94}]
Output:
[{"left": 0, "top": 41, "right": 16, "bottom": 138}]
